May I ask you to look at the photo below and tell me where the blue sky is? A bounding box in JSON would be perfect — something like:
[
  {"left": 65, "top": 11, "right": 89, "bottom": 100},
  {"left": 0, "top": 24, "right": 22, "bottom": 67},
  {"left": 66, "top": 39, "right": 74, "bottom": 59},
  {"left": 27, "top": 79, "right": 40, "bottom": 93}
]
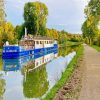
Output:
[{"left": 5, "top": 0, "right": 88, "bottom": 33}]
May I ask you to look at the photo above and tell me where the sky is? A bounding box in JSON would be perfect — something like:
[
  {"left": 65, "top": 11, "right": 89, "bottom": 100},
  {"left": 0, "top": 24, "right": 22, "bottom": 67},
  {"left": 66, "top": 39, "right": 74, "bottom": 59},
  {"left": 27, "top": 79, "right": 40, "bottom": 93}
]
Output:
[{"left": 5, "top": 0, "right": 88, "bottom": 34}]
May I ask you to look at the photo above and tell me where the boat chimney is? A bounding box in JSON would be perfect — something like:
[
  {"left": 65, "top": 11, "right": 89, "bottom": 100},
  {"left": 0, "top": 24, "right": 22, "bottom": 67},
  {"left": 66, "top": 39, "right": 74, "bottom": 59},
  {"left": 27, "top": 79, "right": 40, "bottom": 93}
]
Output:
[
  {"left": 5, "top": 41, "right": 9, "bottom": 46},
  {"left": 25, "top": 27, "right": 27, "bottom": 37}
]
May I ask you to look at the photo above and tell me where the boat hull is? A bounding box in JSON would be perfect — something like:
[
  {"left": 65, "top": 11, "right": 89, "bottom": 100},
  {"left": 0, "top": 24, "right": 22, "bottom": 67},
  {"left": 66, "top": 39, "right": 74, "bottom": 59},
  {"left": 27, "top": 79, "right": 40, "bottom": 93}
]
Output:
[
  {"left": 2, "top": 44, "right": 58, "bottom": 59},
  {"left": 2, "top": 50, "right": 34, "bottom": 59}
]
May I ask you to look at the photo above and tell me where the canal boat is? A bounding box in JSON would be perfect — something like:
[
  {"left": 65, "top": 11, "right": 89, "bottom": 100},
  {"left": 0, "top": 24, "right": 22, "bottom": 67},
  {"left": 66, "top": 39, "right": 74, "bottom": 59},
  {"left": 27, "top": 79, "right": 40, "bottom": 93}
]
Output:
[{"left": 2, "top": 29, "right": 58, "bottom": 60}]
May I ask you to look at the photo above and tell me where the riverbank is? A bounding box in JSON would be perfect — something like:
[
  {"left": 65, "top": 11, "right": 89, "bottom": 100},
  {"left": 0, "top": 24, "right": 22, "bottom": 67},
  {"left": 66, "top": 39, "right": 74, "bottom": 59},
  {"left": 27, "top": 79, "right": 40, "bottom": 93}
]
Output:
[
  {"left": 54, "top": 56, "right": 84, "bottom": 100},
  {"left": 91, "top": 45, "right": 100, "bottom": 52},
  {"left": 59, "top": 41, "right": 82, "bottom": 47},
  {"left": 43, "top": 45, "right": 84, "bottom": 100}
]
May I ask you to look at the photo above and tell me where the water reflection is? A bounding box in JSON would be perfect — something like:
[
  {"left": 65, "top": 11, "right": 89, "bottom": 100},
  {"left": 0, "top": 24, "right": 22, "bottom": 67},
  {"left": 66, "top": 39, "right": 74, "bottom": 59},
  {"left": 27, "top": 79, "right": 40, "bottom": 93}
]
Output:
[
  {"left": 58, "top": 45, "right": 79, "bottom": 57},
  {"left": 0, "top": 46, "right": 79, "bottom": 100},
  {"left": 2, "top": 56, "right": 34, "bottom": 72},
  {"left": 0, "top": 76, "right": 5, "bottom": 100},
  {"left": 22, "top": 65, "right": 49, "bottom": 99}
]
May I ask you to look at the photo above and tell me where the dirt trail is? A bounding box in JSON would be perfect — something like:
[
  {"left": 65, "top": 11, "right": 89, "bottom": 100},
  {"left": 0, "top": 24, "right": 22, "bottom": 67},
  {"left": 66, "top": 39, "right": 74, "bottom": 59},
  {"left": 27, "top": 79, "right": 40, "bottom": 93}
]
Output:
[{"left": 79, "top": 45, "right": 100, "bottom": 100}]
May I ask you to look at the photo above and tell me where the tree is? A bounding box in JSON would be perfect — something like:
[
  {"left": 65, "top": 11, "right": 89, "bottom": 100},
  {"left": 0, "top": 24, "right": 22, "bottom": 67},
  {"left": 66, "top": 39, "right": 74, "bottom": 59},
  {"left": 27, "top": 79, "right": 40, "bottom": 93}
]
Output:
[
  {"left": 24, "top": 1, "right": 48, "bottom": 36},
  {"left": 82, "top": 0, "right": 100, "bottom": 45},
  {"left": 15, "top": 24, "right": 25, "bottom": 40},
  {"left": 82, "top": 19, "right": 95, "bottom": 44},
  {"left": 0, "top": 22, "right": 16, "bottom": 47}
]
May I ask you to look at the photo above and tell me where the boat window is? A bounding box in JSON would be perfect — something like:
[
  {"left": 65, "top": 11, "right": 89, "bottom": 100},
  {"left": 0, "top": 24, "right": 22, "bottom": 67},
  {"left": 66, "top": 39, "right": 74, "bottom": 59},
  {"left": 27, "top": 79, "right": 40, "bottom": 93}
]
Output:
[
  {"left": 40, "top": 41, "right": 42, "bottom": 44},
  {"left": 37, "top": 41, "right": 39, "bottom": 44},
  {"left": 36, "top": 62, "right": 38, "bottom": 66},
  {"left": 42, "top": 59, "right": 44, "bottom": 63},
  {"left": 3, "top": 50, "right": 5, "bottom": 52},
  {"left": 36, "top": 41, "right": 39, "bottom": 44}
]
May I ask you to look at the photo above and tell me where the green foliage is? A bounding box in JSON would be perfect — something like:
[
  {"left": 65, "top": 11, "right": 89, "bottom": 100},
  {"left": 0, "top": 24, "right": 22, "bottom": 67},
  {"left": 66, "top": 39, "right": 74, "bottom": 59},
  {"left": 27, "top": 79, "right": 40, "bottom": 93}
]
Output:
[
  {"left": 82, "top": 19, "right": 95, "bottom": 45},
  {"left": 15, "top": 24, "right": 25, "bottom": 40},
  {"left": 46, "top": 28, "right": 82, "bottom": 44},
  {"left": 0, "top": 78, "right": 5, "bottom": 99},
  {"left": 24, "top": 1, "right": 48, "bottom": 35},
  {"left": 85, "top": 0, "right": 100, "bottom": 18},
  {"left": 0, "top": 22, "right": 16, "bottom": 47},
  {"left": 82, "top": 0, "right": 100, "bottom": 45},
  {"left": 23, "top": 65, "right": 49, "bottom": 98},
  {"left": 43, "top": 45, "right": 84, "bottom": 100},
  {"left": 58, "top": 45, "right": 80, "bottom": 57},
  {"left": 92, "top": 45, "right": 100, "bottom": 52}
]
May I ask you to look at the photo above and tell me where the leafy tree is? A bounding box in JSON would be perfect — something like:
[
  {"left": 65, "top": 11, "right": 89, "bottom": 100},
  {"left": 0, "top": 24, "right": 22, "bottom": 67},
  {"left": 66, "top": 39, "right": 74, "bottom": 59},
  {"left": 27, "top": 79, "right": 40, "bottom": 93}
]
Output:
[
  {"left": 24, "top": 1, "right": 48, "bottom": 36},
  {"left": 0, "top": 22, "right": 16, "bottom": 47},
  {"left": 82, "top": 0, "right": 100, "bottom": 45},
  {"left": 82, "top": 19, "right": 95, "bottom": 44},
  {"left": 15, "top": 24, "right": 25, "bottom": 40}
]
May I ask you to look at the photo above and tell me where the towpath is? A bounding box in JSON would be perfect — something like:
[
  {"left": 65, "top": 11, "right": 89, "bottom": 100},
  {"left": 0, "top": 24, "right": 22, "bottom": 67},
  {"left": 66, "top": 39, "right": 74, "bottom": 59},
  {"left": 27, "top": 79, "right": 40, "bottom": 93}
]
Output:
[{"left": 79, "top": 44, "right": 100, "bottom": 100}]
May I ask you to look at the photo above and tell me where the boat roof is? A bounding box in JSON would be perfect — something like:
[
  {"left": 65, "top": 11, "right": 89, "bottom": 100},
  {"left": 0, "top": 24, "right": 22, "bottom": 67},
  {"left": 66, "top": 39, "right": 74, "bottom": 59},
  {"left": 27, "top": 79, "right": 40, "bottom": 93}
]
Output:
[
  {"left": 33, "top": 36, "right": 53, "bottom": 40},
  {"left": 21, "top": 36, "right": 54, "bottom": 41}
]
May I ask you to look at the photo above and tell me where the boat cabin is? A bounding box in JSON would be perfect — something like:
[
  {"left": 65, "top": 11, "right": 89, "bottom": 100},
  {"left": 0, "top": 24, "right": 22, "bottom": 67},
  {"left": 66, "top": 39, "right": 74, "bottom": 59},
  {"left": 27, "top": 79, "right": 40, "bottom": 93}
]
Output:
[{"left": 19, "top": 35, "right": 55, "bottom": 50}]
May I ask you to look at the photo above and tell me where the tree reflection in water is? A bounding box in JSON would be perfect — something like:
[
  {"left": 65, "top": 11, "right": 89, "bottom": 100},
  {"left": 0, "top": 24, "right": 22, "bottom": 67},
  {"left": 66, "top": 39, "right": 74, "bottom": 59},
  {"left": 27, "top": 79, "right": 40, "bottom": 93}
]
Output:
[
  {"left": 22, "top": 64, "right": 49, "bottom": 99},
  {"left": 59, "top": 45, "right": 80, "bottom": 57}
]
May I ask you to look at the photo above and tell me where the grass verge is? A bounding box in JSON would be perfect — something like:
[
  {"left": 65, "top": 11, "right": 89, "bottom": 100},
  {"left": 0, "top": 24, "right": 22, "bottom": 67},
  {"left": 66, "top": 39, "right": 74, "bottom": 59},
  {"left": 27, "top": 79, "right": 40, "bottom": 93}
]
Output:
[
  {"left": 92, "top": 45, "right": 100, "bottom": 52},
  {"left": 59, "top": 41, "right": 82, "bottom": 47},
  {"left": 43, "top": 45, "right": 84, "bottom": 100}
]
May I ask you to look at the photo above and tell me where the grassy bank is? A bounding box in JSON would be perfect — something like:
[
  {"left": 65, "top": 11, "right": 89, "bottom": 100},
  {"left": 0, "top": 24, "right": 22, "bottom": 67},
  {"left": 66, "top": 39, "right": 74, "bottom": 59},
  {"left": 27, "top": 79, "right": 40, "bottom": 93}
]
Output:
[
  {"left": 92, "top": 45, "right": 100, "bottom": 52},
  {"left": 43, "top": 45, "right": 84, "bottom": 100},
  {"left": 59, "top": 41, "right": 82, "bottom": 47}
]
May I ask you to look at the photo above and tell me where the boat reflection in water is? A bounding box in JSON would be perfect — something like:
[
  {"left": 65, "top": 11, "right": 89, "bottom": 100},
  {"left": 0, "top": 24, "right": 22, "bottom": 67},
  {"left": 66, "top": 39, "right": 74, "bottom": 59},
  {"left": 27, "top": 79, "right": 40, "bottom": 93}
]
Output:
[
  {"left": 1, "top": 46, "right": 78, "bottom": 100},
  {"left": 3, "top": 49, "right": 58, "bottom": 72}
]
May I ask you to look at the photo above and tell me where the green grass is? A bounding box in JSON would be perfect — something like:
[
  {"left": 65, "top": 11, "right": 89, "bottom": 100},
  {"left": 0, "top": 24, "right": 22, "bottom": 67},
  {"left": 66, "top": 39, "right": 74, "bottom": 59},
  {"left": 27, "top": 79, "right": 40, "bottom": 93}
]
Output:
[
  {"left": 59, "top": 41, "right": 82, "bottom": 47},
  {"left": 43, "top": 45, "right": 84, "bottom": 100},
  {"left": 92, "top": 45, "right": 100, "bottom": 52}
]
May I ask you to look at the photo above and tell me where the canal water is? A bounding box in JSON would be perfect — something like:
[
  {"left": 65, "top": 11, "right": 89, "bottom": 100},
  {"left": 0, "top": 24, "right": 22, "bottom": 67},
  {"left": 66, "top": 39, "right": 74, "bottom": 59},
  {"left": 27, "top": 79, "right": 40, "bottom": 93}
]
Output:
[{"left": 0, "top": 46, "right": 79, "bottom": 100}]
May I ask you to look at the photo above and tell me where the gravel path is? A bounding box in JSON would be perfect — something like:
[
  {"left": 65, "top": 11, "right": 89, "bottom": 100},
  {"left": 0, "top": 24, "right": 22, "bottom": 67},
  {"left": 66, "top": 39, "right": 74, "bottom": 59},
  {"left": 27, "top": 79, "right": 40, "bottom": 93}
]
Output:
[{"left": 79, "top": 45, "right": 100, "bottom": 100}]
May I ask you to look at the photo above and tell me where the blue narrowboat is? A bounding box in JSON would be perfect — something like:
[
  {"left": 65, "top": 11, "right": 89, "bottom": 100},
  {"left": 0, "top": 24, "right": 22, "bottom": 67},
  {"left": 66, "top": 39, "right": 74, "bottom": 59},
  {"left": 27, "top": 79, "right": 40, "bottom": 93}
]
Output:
[{"left": 2, "top": 31, "right": 58, "bottom": 59}]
